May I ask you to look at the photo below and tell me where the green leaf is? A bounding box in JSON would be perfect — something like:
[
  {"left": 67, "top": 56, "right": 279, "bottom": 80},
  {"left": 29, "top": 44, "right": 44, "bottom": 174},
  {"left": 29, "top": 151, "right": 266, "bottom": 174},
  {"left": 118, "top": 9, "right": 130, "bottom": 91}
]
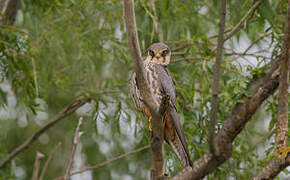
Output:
[{"left": 258, "top": 0, "right": 276, "bottom": 27}]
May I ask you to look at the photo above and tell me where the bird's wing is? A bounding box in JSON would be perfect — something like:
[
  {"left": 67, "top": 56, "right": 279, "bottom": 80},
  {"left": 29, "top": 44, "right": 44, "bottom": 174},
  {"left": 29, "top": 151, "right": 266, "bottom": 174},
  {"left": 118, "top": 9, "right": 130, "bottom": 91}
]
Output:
[{"left": 154, "top": 64, "right": 193, "bottom": 167}]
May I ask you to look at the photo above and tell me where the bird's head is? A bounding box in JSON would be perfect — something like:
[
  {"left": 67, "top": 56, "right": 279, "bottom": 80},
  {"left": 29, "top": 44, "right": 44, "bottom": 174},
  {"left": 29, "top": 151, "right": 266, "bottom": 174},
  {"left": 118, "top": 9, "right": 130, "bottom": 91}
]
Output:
[{"left": 146, "top": 43, "right": 171, "bottom": 65}]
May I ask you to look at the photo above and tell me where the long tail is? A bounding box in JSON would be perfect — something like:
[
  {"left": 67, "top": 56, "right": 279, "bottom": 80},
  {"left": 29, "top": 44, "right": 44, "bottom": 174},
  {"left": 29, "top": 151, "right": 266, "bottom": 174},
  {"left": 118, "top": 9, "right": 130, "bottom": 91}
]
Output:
[
  {"left": 166, "top": 106, "right": 193, "bottom": 167},
  {"left": 167, "top": 133, "right": 193, "bottom": 167}
]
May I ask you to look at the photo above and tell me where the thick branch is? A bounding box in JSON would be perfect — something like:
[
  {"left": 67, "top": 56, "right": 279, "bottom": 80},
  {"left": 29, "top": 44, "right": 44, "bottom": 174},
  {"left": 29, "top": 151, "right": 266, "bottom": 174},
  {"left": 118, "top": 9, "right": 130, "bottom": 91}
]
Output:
[
  {"left": 209, "top": 0, "right": 226, "bottom": 156},
  {"left": 252, "top": 154, "right": 290, "bottom": 180},
  {"left": 150, "top": 95, "right": 170, "bottom": 179},
  {"left": 253, "top": 2, "right": 290, "bottom": 179},
  {"left": 275, "top": 0, "right": 289, "bottom": 148},
  {"left": 224, "top": 0, "right": 262, "bottom": 41},
  {"left": 0, "top": 97, "right": 91, "bottom": 168},
  {"left": 173, "top": 56, "right": 280, "bottom": 179},
  {"left": 124, "top": 0, "right": 165, "bottom": 178},
  {"left": 124, "top": 0, "right": 157, "bottom": 111}
]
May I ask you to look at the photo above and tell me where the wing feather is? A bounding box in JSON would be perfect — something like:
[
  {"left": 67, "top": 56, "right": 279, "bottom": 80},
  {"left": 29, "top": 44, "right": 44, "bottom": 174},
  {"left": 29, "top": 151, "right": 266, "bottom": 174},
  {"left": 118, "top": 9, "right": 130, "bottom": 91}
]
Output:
[{"left": 154, "top": 64, "right": 193, "bottom": 167}]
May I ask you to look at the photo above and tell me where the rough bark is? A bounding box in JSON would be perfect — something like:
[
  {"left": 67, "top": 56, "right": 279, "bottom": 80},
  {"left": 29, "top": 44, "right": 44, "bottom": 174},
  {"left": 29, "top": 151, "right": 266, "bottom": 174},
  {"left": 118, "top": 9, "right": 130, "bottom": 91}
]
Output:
[
  {"left": 253, "top": 1, "right": 290, "bottom": 179},
  {"left": 252, "top": 154, "right": 290, "bottom": 180},
  {"left": 275, "top": 0, "right": 289, "bottom": 149},
  {"left": 123, "top": 0, "right": 166, "bottom": 178}
]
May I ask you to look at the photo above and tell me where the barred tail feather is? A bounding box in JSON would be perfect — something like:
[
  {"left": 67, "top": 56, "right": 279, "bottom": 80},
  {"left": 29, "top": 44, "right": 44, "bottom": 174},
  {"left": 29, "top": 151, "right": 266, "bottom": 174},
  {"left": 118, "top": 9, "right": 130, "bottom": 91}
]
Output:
[
  {"left": 167, "top": 106, "right": 193, "bottom": 167},
  {"left": 168, "top": 131, "right": 193, "bottom": 167}
]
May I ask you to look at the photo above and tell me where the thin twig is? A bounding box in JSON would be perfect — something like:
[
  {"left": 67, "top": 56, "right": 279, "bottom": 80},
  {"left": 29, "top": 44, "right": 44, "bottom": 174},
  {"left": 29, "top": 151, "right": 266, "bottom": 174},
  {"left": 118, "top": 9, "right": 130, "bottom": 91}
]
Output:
[
  {"left": 172, "top": 43, "right": 193, "bottom": 51},
  {"left": 209, "top": 29, "right": 232, "bottom": 39},
  {"left": 31, "top": 57, "right": 39, "bottom": 97},
  {"left": 0, "top": 97, "right": 91, "bottom": 168},
  {"left": 171, "top": 51, "right": 186, "bottom": 56},
  {"left": 171, "top": 57, "right": 209, "bottom": 63},
  {"left": 243, "top": 33, "right": 272, "bottom": 54},
  {"left": 0, "top": 0, "right": 20, "bottom": 25},
  {"left": 54, "top": 145, "right": 150, "bottom": 180},
  {"left": 32, "top": 152, "right": 45, "bottom": 180},
  {"left": 225, "top": 52, "right": 271, "bottom": 60},
  {"left": 224, "top": 0, "right": 262, "bottom": 41},
  {"left": 149, "top": 0, "right": 162, "bottom": 41},
  {"left": 39, "top": 142, "right": 62, "bottom": 180},
  {"left": 209, "top": 18, "right": 260, "bottom": 39},
  {"left": 209, "top": 0, "right": 227, "bottom": 156},
  {"left": 1, "top": 0, "right": 10, "bottom": 15},
  {"left": 64, "top": 117, "right": 84, "bottom": 180}
]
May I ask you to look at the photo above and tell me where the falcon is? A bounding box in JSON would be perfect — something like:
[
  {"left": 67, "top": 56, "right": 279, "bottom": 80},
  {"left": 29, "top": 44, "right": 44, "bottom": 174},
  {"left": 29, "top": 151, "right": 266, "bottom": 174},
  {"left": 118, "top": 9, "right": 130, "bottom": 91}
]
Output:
[{"left": 130, "top": 42, "right": 193, "bottom": 167}]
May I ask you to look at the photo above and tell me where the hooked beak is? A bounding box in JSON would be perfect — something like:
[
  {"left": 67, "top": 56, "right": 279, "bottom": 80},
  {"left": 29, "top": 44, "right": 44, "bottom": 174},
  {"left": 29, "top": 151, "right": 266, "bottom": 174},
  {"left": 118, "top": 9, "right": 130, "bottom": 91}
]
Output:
[{"left": 154, "top": 51, "right": 161, "bottom": 63}]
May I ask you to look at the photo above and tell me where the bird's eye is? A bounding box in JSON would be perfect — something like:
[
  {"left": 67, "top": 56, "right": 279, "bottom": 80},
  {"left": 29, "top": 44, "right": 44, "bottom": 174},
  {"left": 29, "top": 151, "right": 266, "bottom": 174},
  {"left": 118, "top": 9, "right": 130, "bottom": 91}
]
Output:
[
  {"left": 149, "top": 50, "right": 154, "bottom": 57},
  {"left": 162, "top": 50, "right": 169, "bottom": 57}
]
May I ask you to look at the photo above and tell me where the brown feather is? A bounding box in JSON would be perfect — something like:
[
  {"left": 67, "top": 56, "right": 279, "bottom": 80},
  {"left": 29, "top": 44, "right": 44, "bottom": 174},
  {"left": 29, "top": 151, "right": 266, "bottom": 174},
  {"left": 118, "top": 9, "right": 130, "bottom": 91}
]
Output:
[{"left": 129, "top": 43, "right": 193, "bottom": 168}]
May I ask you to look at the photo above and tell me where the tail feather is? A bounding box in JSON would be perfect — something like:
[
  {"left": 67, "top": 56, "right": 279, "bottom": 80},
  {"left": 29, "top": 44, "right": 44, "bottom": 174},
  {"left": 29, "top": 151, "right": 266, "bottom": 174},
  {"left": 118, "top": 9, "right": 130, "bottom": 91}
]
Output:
[
  {"left": 167, "top": 131, "right": 193, "bottom": 167},
  {"left": 167, "top": 106, "right": 193, "bottom": 167}
]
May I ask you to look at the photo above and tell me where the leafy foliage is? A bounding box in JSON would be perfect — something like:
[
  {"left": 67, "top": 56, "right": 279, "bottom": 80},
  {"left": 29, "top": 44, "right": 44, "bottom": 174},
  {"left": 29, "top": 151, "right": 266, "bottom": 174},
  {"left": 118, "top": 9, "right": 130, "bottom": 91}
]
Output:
[{"left": 0, "top": 0, "right": 288, "bottom": 179}]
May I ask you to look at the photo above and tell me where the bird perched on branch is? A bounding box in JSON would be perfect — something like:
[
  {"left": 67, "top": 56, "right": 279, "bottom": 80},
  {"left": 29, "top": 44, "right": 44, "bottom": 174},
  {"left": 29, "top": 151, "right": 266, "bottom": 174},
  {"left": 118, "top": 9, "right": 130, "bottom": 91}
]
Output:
[{"left": 130, "top": 42, "right": 193, "bottom": 167}]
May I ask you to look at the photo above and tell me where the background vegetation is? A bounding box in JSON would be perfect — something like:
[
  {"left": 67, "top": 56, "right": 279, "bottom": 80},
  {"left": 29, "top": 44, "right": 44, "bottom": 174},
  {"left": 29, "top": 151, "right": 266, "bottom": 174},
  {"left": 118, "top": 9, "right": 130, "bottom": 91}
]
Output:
[{"left": 0, "top": 0, "right": 289, "bottom": 179}]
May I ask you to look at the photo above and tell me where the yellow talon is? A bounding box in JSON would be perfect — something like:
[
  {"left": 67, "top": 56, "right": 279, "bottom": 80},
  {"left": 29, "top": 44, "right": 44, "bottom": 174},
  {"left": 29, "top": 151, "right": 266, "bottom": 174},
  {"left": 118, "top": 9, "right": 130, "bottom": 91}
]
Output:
[{"left": 148, "top": 116, "right": 152, "bottom": 131}]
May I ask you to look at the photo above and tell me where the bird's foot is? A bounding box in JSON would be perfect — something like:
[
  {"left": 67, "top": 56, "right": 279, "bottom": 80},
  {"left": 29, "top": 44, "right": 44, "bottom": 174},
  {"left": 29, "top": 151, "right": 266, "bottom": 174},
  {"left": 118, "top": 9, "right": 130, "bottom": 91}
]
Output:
[{"left": 148, "top": 116, "right": 152, "bottom": 131}]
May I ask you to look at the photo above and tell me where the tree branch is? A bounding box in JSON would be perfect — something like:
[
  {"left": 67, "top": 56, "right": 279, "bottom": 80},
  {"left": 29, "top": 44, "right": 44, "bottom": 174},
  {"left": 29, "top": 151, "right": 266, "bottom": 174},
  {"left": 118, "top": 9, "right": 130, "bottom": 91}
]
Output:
[
  {"left": 32, "top": 152, "right": 45, "bottom": 180},
  {"left": 224, "top": 0, "right": 262, "bottom": 42},
  {"left": 149, "top": 0, "right": 162, "bottom": 42},
  {"left": 0, "top": 0, "right": 20, "bottom": 24},
  {"left": 253, "top": 2, "right": 290, "bottom": 179},
  {"left": 150, "top": 95, "right": 170, "bottom": 180},
  {"left": 173, "top": 55, "right": 281, "bottom": 179},
  {"left": 209, "top": 0, "right": 226, "bottom": 156},
  {"left": 243, "top": 33, "right": 271, "bottom": 55},
  {"left": 54, "top": 145, "right": 150, "bottom": 180},
  {"left": 171, "top": 57, "right": 209, "bottom": 63},
  {"left": 39, "top": 142, "right": 62, "bottom": 180},
  {"left": 0, "top": 96, "right": 91, "bottom": 168},
  {"left": 275, "top": 0, "right": 289, "bottom": 149},
  {"left": 124, "top": 0, "right": 166, "bottom": 178},
  {"left": 252, "top": 154, "right": 290, "bottom": 180},
  {"left": 123, "top": 0, "right": 157, "bottom": 111},
  {"left": 64, "top": 117, "right": 84, "bottom": 180}
]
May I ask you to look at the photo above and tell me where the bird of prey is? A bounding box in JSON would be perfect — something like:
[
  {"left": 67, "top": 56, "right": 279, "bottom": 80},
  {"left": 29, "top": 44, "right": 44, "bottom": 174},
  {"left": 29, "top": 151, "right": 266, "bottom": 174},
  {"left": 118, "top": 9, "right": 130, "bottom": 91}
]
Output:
[{"left": 130, "top": 42, "right": 193, "bottom": 167}]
